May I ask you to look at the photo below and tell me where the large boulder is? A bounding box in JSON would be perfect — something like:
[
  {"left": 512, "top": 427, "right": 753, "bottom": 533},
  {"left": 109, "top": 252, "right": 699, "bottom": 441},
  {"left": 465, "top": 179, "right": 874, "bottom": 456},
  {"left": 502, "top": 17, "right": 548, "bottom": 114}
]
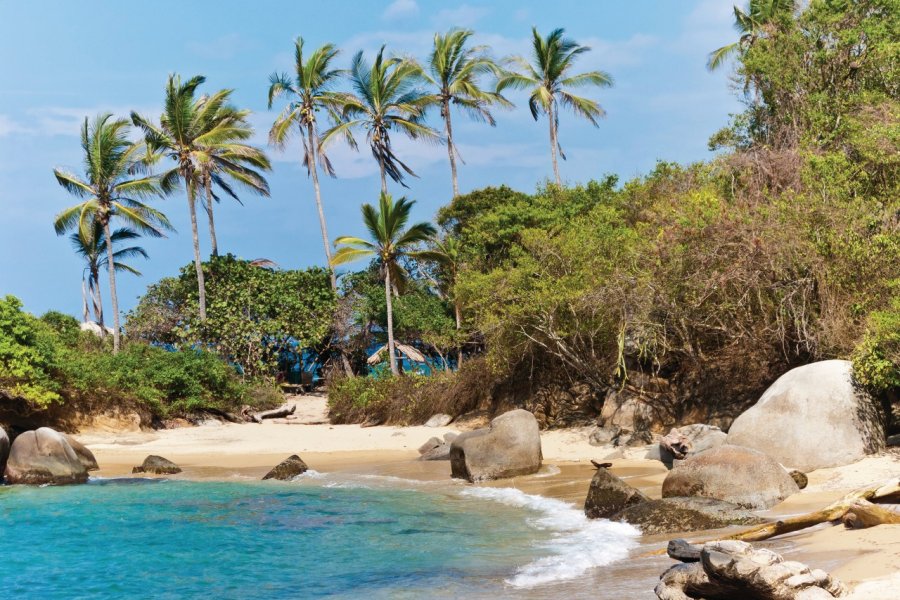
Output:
[
  {"left": 63, "top": 434, "right": 99, "bottom": 471},
  {"left": 659, "top": 424, "right": 727, "bottom": 468},
  {"left": 262, "top": 455, "right": 308, "bottom": 480},
  {"left": 450, "top": 409, "right": 542, "bottom": 482},
  {"left": 132, "top": 455, "right": 182, "bottom": 475},
  {"left": 424, "top": 413, "right": 452, "bottom": 428},
  {"left": 4, "top": 427, "right": 89, "bottom": 485},
  {"left": 584, "top": 467, "right": 649, "bottom": 519},
  {"left": 613, "top": 497, "right": 766, "bottom": 535},
  {"left": 662, "top": 445, "right": 799, "bottom": 509},
  {"left": 0, "top": 426, "right": 9, "bottom": 479},
  {"left": 655, "top": 540, "right": 846, "bottom": 599},
  {"left": 726, "top": 360, "right": 886, "bottom": 471}
]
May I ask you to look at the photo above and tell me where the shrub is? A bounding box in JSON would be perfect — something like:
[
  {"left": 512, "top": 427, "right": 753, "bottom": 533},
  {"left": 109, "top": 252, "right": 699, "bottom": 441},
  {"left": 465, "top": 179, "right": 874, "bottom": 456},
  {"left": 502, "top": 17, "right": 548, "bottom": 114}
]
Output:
[
  {"left": 0, "top": 296, "right": 61, "bottom": 407},
  {"left": 853, "top": 291, "right": 900, "bottom": 393}
]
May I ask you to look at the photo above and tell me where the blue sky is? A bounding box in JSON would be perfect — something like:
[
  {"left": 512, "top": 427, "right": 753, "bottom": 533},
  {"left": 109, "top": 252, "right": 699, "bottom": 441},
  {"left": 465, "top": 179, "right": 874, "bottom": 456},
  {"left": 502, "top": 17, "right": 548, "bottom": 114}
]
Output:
[{"left": 0, "top": 0, "right": 742, "bottom": 318}]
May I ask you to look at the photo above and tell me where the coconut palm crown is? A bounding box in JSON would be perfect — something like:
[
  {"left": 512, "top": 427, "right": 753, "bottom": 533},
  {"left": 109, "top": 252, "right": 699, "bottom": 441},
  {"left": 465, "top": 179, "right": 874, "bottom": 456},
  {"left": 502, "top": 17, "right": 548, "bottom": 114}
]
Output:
[{"left": 707, "top": 0, "right": 799, "bottom": 71}]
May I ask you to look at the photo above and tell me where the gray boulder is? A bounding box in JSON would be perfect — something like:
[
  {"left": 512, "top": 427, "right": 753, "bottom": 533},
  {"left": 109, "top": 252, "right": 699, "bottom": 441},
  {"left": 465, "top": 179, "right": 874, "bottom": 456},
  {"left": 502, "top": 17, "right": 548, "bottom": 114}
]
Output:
[
  {"left": 418, "top": 436, "right": 444, "bottom": 455},
  {"left": 262, "top": 455, "right": 308, "bottom": 480},
  {"left": 659, "top": 424, "right": 727, "bottom": 468},
  {"left": 4, "top": 427, "right": 89, "bottom": 485},
  {"left": 450, "top": 409, "right": 542, "bottom": 482},
  {"left": 63, "top": 434, "right": 99, "bottom": 471},
  {"left": 726, "top": 360, "right": 886, "bottom": 471},
  {"left": 0, "top": 426, "right": 9, "bottom": 479},
  {"left": 588, "top": 425, "right": 622, "bottom": 446},
  {"left": 613, "top": 497, "right": 766, "bottom": 535},
  {"left": 662, "top": 445, "right": 799, "bottom": 509},
  {"left": 132, "top": 455, "right": 182, "bottom": 475},
  {"left": 655, "top": 540, "right": 846, "bottom": 599},
  {"left": 584, "top": 467, "right": 649, "bottom": 519},
  {"left": 424, "top": 413, "right": 453, "bottom": 428},
  {"left": 417, "top": 436, "right": 451, "bottom": 460}
]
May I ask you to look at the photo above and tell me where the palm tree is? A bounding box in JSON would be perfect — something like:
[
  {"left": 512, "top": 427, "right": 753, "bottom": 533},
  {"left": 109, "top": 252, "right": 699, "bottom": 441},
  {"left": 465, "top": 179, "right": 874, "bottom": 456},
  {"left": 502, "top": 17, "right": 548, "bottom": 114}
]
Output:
[
  {"left": 416, "top": 235, "right": 465, "bottom": 366},
  {"left": 331, "top": 193, "right": 436, "bottom": 375},
  {"left": 321, "top": 46, "right": 439, "bottom": 195},
  {"left": 497, "top": 28, "right": 613, "bottom": 186},
  {"left": 132, "top": 75, "right": 254, "bottom": 320},
  {"left": 268, "top": 38, "right": 345, "bottom": 287},
  {"left": 421, "top": 29, "right": 508, "bottom": 197},
  {"left": 70, "top": 221, "right": 148, "bottom": 329},
  {"left": 53, "top": 113, "right": 171, "bottom": 352},
  {"left": 707, "top": 0, "right": 798, "bottom": 71}
]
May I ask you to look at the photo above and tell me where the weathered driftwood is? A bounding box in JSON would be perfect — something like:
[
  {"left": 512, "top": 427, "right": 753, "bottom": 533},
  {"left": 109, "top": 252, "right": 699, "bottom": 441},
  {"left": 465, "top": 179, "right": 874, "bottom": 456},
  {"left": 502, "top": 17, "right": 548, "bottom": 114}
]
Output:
[
  {"left": 253, "top": 403, "right": 296, "bottom": 422},
  {"left": 841, "top": 499, "right": 900, "bottom": 529},
  {"left": 591, "top": 460, "right": 613, "bottom": 469}
]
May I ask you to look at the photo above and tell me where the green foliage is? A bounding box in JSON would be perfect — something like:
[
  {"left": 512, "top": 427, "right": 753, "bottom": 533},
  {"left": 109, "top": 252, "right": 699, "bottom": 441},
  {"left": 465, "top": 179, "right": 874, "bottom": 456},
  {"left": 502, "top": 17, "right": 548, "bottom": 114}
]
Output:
[
  {"left": 853, "top": 286, "right": 900, "bottom": 392},
  {"left": 0, "top": 296, "right": 61, "bottom": 407}
]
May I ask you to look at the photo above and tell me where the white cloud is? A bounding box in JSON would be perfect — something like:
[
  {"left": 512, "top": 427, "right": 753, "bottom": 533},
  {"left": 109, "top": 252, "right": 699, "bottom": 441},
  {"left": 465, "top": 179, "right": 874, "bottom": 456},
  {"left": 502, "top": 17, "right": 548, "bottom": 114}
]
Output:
[
  {"left": 186, "top": 33, "right": 247, "bottom": 60},
  {"left": 382, "top": 0, "right": 419, "bottom": 20},
  {"left": 0, "top": 114, "right": 32, "bottom": 137},
  {"left": 9, "top": 105, "right": 160, "bottom": 137},
  {"left": 432, "top": 5, "right": 490, "bottom": 28}
]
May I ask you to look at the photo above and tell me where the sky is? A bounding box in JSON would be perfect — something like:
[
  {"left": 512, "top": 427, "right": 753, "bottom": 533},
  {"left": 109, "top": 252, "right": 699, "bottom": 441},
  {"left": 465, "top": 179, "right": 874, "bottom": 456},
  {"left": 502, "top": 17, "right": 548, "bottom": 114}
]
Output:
[{"left": 0, "top": 0, "right": 743, "bottom": 318}]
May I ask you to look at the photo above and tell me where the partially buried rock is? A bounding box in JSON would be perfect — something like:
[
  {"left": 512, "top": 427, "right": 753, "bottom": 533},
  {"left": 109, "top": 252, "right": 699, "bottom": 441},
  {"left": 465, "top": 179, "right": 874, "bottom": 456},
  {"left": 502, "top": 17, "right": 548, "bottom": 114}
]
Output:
[
  {"left": 424, "top": 413, "right": 453, "bottom": 428},
  {"left": 450, "top": 409, "right": 542, "bottom": 482},
  {"left": 612, "top": 497, "right": 766, "bottom": 535},
  {"left": 584, "top": 467, "right": 649, "bottom": 519},
  {"left": 655, "top": 540, "right": 846, "bottom": 599},
  {"left": 790, "top": 469, "right": 809, "bottom": 490},
  {"left": 588, "top": 425, "right": 622, "bottom": 447},
  {"left": 417, "top": 436, "right": 451, "bottom": 461},
  {"left": 4, "top": 427, "right": 88, "bottom": 485},
  {"left": 662, "top": 444, "right": 799, "bottom": 509},
  {"left": 659, "top": 424, "right": 727, "bottom": 468},
  {"left": 132, "top": 455, "right": 182, "bottom": 475},
  {"left": 262, "top": 455, "right": 308, "bottom": 480},
  {"left": 63, "top": 434, "right": 99, "bottom": 471}
]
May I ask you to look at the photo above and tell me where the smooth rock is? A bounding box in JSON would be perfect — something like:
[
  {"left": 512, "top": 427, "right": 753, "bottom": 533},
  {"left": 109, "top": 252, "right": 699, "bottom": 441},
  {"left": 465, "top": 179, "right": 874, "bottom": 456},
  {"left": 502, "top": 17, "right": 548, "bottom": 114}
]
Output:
[
  {"left": 659, "top": 424, "right": 727, "bottom": 468},
  {"left": 418, "top": 443, "right": 451, "bottom": 461},
  {"left": 789, "top": 470, "right": 809, "bottom": 490},
  {"left": 667, "top": 539, "right": 702, "bottom": 563},
  {"left": 262, "top": 455, "right": 308, "bottom": 480},
  {"left": 63, "top": 434, "right": 99, "bottom": 471},
  {"left": 132, "top": 455, "right": 182, "bottom": 475},
  {"left": 584, "top": 467, "right": 649, "bottom": 519},
  {"left": 613, "top": 497, "right": 766, "bottom": 535},
  {"left": 662, "top": 444, "right": 799, "bottom": 509},
  {"left": 425, "top": 413, "right": 453, "bottom": 428},
  {"left": 615, "top": 429, "right": 653, "bottom": 447},
  {"left": 443, "top": 432, "right": 459, "bottom": 444},
  {"left": 418, "top": 437, "right": 443, "bottom": 455},
  {"left": 450, "top": 409, "right": 542, "bottom": 482},
  {"left": 588, "top": 425, "right": 622, "bottom": 446},
  {"left": 0, "top": 426, "right": 9, "bottom": 479},
  {"left": 4, "top": 427, "right": 88, "bottom": 485},
  {"left": 726, "top": 360, "right": 886, "bottom": 471}
]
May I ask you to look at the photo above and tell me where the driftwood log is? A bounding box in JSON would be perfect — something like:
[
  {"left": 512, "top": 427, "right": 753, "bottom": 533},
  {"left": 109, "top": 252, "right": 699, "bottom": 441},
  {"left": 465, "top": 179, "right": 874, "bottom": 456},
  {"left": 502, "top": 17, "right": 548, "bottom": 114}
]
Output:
[
  {"left": 240, "top": 403, "right": 296, "bottom": 424},
  {"left": 841, "top": 499, "right": 900, "bottom": 529}
]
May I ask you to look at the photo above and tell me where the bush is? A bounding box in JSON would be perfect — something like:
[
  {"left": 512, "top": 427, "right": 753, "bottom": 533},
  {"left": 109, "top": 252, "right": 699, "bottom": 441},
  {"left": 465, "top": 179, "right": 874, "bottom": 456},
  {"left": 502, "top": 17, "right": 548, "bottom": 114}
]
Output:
[
  {"left": 853, "top": 291, "right": 900, "bottom": 393},
  {"left": 0, "top": 296, "right": 61, "bottom": 407}
]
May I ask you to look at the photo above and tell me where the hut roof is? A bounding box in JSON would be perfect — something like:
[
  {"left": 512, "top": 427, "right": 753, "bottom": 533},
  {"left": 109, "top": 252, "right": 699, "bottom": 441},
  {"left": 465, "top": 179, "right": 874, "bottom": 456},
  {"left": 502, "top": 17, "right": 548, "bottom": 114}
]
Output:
[{"left": 366, "top": 343, "right": 427, "bottom": 365}]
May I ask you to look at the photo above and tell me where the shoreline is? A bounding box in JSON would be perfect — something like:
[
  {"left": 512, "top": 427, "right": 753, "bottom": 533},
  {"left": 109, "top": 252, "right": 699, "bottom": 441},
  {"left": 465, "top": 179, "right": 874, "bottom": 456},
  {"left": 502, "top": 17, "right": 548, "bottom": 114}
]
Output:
[{"left": 74, "top": 401, "right": 900, "bottom": 598}]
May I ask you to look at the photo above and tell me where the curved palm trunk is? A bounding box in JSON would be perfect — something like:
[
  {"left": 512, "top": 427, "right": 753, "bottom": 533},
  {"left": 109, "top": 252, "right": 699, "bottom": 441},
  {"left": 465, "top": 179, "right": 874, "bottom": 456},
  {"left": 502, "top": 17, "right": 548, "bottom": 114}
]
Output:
[
  {"left": 443, "top": 99, "right": 460, "bottom": 197},
  {"left": 454, "top": 301, "right": 463, "bottom": 368},
  {"left": 384, "top": 267, "right": 399, "bottom": 376},
  {"left": 378, "top": 153, "right": 388, "bottom": 196},
  {"left": 90, "top": 266, "right": 104, "bottom": 331},
  {"left": 306, "top": 123, "right": 335, "bottom": 289},
  {"left": 102, "top": 220, "right": 121, "bottom": 353},
  {"left": 81, "top": 277, "right": 91, "bottom": 324},
  {"left": 204, "top": 175, "right": 219, "bottom": 257},
  {"left": 186, "top": 177, "right": 208, "bottom": 321},
  {"left": 548, "top": 101, "right": 561, "bottom": 186}
]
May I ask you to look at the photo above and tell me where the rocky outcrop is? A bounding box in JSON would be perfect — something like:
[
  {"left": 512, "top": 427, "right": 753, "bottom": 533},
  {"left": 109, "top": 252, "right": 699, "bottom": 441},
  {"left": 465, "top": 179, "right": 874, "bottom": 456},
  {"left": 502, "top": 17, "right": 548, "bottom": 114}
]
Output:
[
  {"left": 584, "top": 467, "right": 650, "bottom": 519},
  {"left": 613, "top": 497, "right": 766, "bottom": 535},
  {"left": 132, "top": 455, "right": 182, "bottom": 475},
  {"left": 424, "top": 414, "right": 452, "bottom": 427},
  {"left": 659, "top": 424, "right": 727, "bottom": 468},
  {"left": 4, "top": 427, "right": 89, "bottom": 485},
  {"left": 0, "top": 426, "right": 9, "bottom": 479},
  {"left": 450, "top": 409, "right": 542, "bottom": 482},
  {"left": 726, "top": 360, "right": 886, "bottom": 471},
  {"left": 655, "top": 540, "right": 847, "bottom": 599},
  {"left": 662, "top": 445, "right": 799, "bottom": 509},
  {"left": 63, "top": 434, "right": 99, "bottom": 471},
  {"left": 262, "top": 455, "right": 308, "bottom": 480},
  {"left": 417, "top": 436, "right": 451, "bottom": 461}
]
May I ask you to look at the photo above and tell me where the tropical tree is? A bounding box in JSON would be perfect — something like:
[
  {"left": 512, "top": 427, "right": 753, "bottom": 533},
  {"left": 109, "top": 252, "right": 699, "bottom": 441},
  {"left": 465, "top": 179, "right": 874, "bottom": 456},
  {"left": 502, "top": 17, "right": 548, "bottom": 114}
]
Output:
[
  {"left": 268, "top": 38, "right": 345, "bottom": 287},
  {"left": 132, "top": 74, "right": 252, "bottom": 321},
  {"left": 331, "top": 193, "right": 436, "bottom": 375},
  {"left": 53, "top": 113, "right": 170, "bottom": 352},
  {"left": 416, "top": 234, "right": 465, "bottom": 365},
  {"left": 707, "top": 0, "right": 798, "bottom": 71},
  {"left": 70, "top": 222, "right": 148, "bottom": 328},
  {"left": 497, "top": 28, "right": 613, "bottom": 186},
  {"left": 322, "top": 47, "right": 439, "bottom": 195},
  {"left": 420, "top": 29, "right": 508, "bottom": 197}
]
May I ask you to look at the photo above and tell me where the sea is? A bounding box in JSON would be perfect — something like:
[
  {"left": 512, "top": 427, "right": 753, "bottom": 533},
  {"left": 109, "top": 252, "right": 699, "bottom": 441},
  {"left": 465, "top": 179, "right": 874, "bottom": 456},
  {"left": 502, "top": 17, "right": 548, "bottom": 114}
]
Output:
[{"left": 0, "top": 472, "right": 653, "bottom": 599}]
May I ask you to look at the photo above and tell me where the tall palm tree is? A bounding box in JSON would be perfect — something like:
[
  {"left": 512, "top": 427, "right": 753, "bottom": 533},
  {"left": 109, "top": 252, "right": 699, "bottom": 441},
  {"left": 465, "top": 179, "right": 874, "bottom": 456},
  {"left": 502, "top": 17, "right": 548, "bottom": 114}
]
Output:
[
  {"left": 416, "top": 235, "right": 465, "bottom": 365},
  {"left": 331, "top": 193, "right": 436, "bottom": 375},
  {"left": 132, "top": 75, "right": 253, "bottom": 320},
  {"left": 70, "top": 221, "right": 148, "bottom": 329},
  {"left": 53, "top": 113, "right": 171, "bottom": 352},
  {"left": 321, "top": 47, "right": 439, "bottom": 195},
  {"left": 497, "top": 28, "right": 613, "bottom": 186},
  {"left": 421, "top": 29, "right": 508, "bottom": 197},
  {"left": 707, "top": 0, "right": 798, "bottom": 71},
  {"left": 268, "top": 38, "right": 345, "bottom": 287}
]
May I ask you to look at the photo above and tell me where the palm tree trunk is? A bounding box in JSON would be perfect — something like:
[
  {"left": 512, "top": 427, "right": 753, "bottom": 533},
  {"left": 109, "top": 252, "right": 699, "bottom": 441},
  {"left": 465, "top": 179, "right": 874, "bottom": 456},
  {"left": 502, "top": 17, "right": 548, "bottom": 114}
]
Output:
[
  {"left": 187, "top": 177, "right": 208, "bottom": 321},
  {"left": 548, "top": 101, "right": 561, "bottom": 186},
  {"left": 384, "top": 267, "right": 399, "bottom": 376},
  {"left": 204, "top": 176, "right": 219, "bottom": 258},
  {"left": 378, "top": 155, "right": 388, "bottom": 196},
  {"left": 443, "top": 99, "right": 459, "bottom": 197},
  {"left": 102, "top": 220, "right": 121, "bottom": 353},
  {"left": 81, "top": 277, "right": 90, "bottom": 323},
  {"left": 91, "top": 267, "right": 104, "bottom": 331},
  {"left": 307, "top": 124, "right": 335, "bottom": 289},
  {"left": 455, "top": 301, "right": 463, "bottom": 368}
]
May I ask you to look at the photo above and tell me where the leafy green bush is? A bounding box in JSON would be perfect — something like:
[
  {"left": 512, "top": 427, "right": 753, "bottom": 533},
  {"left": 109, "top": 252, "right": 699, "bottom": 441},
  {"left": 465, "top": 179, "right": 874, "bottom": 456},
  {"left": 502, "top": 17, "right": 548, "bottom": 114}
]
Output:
[
  {"left": 0, "top": 296, "right": 61, "bottom": 407},
  {"left": 853, "top": 290, "right": 900, "bottom": 393}
]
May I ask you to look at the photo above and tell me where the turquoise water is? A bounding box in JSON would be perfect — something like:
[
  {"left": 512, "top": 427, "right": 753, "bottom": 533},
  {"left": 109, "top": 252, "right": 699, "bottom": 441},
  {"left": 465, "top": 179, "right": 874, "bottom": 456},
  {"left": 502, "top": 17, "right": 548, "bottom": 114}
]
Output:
[{"left": 0, "top": 475, "right": 639, "bottom": 599}]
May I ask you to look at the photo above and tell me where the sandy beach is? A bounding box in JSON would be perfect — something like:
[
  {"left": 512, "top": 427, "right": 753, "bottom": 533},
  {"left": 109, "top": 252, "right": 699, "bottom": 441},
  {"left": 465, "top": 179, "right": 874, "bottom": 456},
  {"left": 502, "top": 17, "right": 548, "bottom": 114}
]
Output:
[{"left": 72, "top": 394, "right": 900, "bottom": 598}]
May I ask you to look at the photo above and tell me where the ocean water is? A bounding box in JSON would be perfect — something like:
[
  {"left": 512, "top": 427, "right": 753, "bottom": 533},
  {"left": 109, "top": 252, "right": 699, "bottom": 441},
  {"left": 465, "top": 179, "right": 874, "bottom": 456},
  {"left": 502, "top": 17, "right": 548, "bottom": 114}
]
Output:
[{"left": 0, "top": 474, "right": 639, "bottom": 599}]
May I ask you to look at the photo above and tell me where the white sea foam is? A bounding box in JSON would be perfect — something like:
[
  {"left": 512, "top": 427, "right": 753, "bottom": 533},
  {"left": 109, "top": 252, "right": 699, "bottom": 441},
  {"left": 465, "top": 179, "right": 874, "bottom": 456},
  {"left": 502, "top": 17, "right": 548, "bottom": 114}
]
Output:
[{"left": 461, "top": 486, "right": 640, "bottom": 588}]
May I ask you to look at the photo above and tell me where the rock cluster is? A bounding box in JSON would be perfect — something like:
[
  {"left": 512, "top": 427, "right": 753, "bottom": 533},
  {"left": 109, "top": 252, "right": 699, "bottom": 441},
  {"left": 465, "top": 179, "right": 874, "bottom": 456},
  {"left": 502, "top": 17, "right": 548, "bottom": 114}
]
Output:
[
  {"left": 3, "top": 427, "right": 97, "bottom": 485},
  {"left": 450, "top": 409, "right": 542, "bottom": 482}
]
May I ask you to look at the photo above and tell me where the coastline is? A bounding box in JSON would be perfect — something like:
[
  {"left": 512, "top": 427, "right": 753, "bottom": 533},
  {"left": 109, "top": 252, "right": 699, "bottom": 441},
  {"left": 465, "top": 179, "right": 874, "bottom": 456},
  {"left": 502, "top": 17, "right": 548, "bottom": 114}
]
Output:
[{"left": 75, "top": 398, "right": 900, "bottom": 598}]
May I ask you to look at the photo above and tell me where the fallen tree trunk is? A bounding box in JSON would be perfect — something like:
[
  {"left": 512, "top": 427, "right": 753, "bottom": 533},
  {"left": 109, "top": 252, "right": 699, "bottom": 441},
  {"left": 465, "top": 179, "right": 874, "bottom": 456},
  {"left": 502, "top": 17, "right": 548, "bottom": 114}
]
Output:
[
  {"left": 841, "top": 499, "right": 900, "bottom": 529},
  {"left": 253, "top": 403, "right": 296, "bottom": 422}
]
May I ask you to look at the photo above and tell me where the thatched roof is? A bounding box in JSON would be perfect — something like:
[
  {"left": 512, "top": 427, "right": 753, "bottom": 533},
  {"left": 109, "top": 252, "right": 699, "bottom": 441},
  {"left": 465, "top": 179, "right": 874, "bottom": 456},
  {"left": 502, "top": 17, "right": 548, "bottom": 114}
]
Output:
[{"left": 366, "top": 343, "right": 427, "bottom": 365}]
